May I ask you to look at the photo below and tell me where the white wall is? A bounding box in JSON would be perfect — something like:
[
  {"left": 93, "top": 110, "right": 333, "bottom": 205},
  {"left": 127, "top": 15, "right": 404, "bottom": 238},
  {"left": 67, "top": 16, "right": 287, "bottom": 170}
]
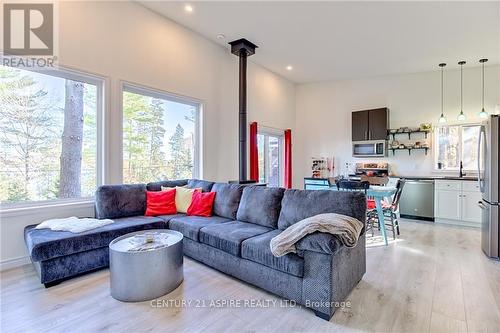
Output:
[
  {"left": 0, "top": 1, "right": 295, "bottom": 269},
  {"left": 294, "top": 65, "right": 500, "bottom": 188}
]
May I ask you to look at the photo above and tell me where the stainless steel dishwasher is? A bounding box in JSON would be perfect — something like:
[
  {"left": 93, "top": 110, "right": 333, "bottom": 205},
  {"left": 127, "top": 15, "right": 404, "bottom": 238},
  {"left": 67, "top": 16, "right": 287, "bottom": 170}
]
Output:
[{"left": 399, "top": 179, "right": 435, "bottom": 221}]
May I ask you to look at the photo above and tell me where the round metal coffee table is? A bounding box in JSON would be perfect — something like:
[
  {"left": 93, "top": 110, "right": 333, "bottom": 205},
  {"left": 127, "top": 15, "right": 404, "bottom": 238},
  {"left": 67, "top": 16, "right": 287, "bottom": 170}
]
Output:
[{"left": 109, "top": 229, "right": 183, "bottom": 302}]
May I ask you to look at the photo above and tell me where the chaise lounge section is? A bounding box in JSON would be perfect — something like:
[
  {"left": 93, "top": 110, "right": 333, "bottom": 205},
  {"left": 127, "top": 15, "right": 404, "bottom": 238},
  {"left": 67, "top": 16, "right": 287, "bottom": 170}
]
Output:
[
  {"left": 24, "top": 179, "right": 366, "bottom": 320},
  {"left": 24, "top": 181, "right": 192, "bottom": 287}
]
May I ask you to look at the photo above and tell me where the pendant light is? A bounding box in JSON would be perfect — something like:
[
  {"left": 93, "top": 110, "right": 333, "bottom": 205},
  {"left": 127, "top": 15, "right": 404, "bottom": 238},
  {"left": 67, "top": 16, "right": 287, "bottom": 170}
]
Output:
[
  {"left": 438, "top": 63, "right": 447, "bottom": 123},
  {"left": 478, "top": 58, "right": 489, "bottom": 118},
  {"left": 457, "top": 61, "right": 466, "bottom": 121}
]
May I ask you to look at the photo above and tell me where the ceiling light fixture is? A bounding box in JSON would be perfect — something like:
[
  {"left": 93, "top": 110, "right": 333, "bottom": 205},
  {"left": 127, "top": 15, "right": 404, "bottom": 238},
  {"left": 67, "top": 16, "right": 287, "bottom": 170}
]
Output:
[
  {"left": 184, "top": 4, "right": 193, "bottom": 13},
  {"left": 286, "top": 65, "right": 293, "bottom": 71},
  {"left": 457, "top": 61, "right": 466, "bottom": 121},
  {"left": 478, "top": 58, "right": 489, "bottom": 119},
  {"left": 216, "top": 34, "right": 226, "bottom": 40},
  {"left": 438, "top": 63, "right": 447, "bottom": 124}
]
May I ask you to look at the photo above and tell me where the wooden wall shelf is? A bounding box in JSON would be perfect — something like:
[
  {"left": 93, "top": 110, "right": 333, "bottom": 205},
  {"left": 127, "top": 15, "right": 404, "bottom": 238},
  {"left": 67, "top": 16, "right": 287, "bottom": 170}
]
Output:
[
  {"left": 390, "top": 147, "right": 430, "bottom": 155},
  {"left": 388, "top": 130, "right": 430, "bottom": 140}
]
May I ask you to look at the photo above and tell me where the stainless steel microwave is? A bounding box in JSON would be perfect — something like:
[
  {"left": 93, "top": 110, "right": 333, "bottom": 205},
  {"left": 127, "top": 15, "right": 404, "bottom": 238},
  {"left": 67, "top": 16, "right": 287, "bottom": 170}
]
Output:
[{"left": 352, "top": 140, "right": 387, "bottom": 157}]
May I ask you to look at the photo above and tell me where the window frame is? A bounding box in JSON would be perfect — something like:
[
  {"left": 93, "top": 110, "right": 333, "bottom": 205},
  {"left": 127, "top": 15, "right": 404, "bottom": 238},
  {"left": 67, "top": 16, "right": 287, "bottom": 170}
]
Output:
[
  {"left": 120, "top": 81, "right": 203, "bottom": 182},
  {"left": 433, "top": 123, "right": 482, "bottom": 172},
  {"left": 0, "top": 65, "right": 107, "bottom": 210},
  {"left": 257, "top": 127, "right": 284, "bottom": 187}
]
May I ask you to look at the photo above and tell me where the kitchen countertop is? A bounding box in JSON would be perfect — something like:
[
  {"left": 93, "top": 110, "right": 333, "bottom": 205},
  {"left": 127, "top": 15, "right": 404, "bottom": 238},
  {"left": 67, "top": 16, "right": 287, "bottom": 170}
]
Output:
[
  {"left": 390, "top": 175, "right": 478, "bottom": 181},
  {"left": 304, "top": 176, "right": 479, "bottom": 182}
]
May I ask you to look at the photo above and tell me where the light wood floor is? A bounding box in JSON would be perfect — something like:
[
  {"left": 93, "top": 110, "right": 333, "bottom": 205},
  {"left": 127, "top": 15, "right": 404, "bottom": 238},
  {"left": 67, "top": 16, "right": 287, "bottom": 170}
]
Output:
[{"left": 1, "top": 219, "right": 500, "bottom": 333}]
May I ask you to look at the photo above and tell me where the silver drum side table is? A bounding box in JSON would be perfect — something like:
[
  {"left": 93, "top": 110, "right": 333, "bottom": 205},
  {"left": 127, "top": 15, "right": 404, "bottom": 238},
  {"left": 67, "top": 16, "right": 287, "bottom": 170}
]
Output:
[{"left": 109, "top": 229, "right": 183, "bottom": 302}]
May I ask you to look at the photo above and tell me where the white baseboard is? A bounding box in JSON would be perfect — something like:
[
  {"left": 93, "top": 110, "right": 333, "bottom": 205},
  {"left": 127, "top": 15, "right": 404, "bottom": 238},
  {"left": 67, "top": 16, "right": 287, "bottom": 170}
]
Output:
[
  {"left": 0, "top": 256, "right": 31, "bottom": 271},
  {"left": 435, "top": 218, "right": 480, "bottom": 228}
]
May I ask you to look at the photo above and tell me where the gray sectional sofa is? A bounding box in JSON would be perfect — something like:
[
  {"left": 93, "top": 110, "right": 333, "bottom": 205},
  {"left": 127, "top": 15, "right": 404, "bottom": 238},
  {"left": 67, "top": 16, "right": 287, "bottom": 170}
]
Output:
[{"left": 24, "top": 179, "right": 366, "bottom": 320}]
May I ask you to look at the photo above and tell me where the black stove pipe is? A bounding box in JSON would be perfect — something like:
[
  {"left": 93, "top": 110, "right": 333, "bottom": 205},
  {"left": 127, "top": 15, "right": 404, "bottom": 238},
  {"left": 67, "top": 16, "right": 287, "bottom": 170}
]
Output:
[
  {"left": 229, "top": 39, "right": 258, "bottom": 182},
  {"left": 238, "top": 49, "right": 248, "bottom": 181}
]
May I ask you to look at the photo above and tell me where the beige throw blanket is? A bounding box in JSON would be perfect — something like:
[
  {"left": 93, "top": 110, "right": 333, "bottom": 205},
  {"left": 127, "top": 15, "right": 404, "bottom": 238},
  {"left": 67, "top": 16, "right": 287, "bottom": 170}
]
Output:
[{"left": 270, "top": 213, "right": 364, "bottom": 257}]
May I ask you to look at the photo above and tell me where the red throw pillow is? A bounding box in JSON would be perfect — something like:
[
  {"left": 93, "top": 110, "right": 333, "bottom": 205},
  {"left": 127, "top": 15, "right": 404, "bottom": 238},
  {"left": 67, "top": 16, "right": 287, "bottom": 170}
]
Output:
[
  {"left": 145, "top": 189, "right": 177, "bottom": 216},
  {"left": 187, "top": 191, "right": 216, "bottom": 217}
]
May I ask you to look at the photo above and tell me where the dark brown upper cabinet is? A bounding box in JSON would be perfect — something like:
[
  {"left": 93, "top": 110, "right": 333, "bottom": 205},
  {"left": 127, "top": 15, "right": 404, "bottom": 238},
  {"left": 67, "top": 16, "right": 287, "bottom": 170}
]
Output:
[
  {"left": 368, "top": 108, "right": 389, "bottom": 140},
  {"left": 352, "top": 108, "right": 389, "bottom": 141},
  {"left": 352, "top": 110, "right": 369, "bottom": 141}
]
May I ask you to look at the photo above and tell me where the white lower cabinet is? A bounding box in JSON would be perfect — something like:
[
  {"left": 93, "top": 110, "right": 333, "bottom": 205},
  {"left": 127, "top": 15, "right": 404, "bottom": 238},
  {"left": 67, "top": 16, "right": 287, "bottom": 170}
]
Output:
[
  {"left": 435, "top": 190, "right": 461, "bottom": 220},
  {"left": 434, "top": 180, "right": 482, "bottom": 227},
  {"left": 461, "top": 190, "right": 482, "bottom": 223}
]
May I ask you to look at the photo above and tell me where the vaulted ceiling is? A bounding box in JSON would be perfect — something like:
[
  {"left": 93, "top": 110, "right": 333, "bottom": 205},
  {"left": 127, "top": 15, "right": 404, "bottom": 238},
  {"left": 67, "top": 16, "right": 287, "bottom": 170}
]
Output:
[{"left": 140, "top": 1, "right": 500, "bottom": 83}]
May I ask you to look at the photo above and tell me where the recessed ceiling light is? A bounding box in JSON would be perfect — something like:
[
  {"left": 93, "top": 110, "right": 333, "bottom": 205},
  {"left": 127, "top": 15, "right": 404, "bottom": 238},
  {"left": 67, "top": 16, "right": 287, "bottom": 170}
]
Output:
[
  {"left": 286, "top": 65, "right": 293, "bottom": 71},
  {"left": 184, "top": 4, "right": 193, "bottom": 13},
  {"left": 217, "top": 34, "right": 226, "bottom": 40}
]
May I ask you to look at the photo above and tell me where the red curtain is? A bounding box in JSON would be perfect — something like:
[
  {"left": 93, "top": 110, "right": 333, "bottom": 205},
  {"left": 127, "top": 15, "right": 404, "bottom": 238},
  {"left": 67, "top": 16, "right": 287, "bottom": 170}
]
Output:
[
  {"left": 284, "top": 129, "right": 292, "bottom": 189},
  {"left": 249, "top": 122, "right": 259, "bottom": 182}
]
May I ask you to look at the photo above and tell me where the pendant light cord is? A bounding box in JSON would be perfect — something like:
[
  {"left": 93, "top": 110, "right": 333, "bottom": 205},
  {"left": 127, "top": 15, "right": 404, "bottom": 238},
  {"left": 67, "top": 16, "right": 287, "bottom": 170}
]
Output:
[
  {"left": 482, "top": 61, "right": 485, "bottom": 109},
  {"left": 460, "top": 63, "right": 463, "bottom": 112},
  {"left": 479, "top": 59, "right": 488, "bottom": 114},
  {"left": 441, "top": 66, "right": 444, "bottom": 115},
  {"left": 439, "top": 63, "right": 446, "bottom": 120}
]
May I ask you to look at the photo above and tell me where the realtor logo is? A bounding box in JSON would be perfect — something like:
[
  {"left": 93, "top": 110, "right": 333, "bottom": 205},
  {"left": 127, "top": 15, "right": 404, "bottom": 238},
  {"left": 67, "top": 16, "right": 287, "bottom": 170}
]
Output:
[{"left": 3, "top": 3, "right": 54, "bottom": 56}]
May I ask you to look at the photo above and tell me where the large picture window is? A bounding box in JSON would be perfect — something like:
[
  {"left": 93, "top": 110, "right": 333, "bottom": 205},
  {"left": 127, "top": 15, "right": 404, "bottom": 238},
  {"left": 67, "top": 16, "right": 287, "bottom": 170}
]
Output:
[
  {"left": 0, "top": 66, "right": 103, "bottom": 205},
  {"left": 122, "top": 84, "right": 200, "bottom": 183},
  {"left": 435, "top": 124, "right": 481, "bottom": 171}
]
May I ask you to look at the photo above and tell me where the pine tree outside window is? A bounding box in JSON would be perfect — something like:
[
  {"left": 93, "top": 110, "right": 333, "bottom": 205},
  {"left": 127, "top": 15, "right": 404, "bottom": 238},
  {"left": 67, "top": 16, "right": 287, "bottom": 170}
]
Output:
[{"left": 121, "top": 83, "right": 200, "bottom": 183}]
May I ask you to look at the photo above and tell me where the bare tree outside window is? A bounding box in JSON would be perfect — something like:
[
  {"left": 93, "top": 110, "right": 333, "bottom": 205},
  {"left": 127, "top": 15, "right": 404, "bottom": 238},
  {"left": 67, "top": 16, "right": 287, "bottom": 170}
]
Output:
[{"left": 59, "top": 80, "right": 84, "bottom": 198}]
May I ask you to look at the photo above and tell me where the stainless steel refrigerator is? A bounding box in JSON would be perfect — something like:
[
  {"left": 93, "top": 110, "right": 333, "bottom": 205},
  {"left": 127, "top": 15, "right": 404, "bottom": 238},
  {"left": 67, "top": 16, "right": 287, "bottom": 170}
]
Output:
[{"left": 478, "top": 115, "right": 499, "bottom": 259}]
